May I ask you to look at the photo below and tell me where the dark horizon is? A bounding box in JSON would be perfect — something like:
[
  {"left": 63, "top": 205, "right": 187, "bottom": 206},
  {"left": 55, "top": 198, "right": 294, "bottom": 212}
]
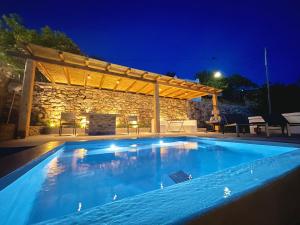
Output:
[{"left": 1, "top": 0, "right": 300, "bottom": 84}]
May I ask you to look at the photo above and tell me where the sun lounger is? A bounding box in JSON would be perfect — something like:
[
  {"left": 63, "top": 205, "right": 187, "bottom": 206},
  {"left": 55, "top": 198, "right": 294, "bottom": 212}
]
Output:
[
  {"left": 222, "top": 114, "right": 249, "bottom": 137},
  {"left": 248, "top": 116, "right": 270, "bottom": 136},
  {"left": 248, "top": 114, "right": 287, "bottom": 137},
  {"left": 282, "top": 112, "right": 300, "bottom": 136}
]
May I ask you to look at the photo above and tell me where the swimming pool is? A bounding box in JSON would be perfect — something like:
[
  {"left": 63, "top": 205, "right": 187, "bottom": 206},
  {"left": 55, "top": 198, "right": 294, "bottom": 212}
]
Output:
[{"left": 0, "top": 136, "right": 299, "bottom": 225}]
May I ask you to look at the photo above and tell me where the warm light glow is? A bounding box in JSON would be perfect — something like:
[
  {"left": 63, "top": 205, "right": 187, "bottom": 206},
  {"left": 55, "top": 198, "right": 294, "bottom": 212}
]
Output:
[
  {"left": 49, "top": 122, "right": 55, "bottom": 128},
  {"left": 80, "top": 117, "right": 88, "bottom": 128},
  {"left": 74, "top": 148, "right": 87, "bottom": 159},
  {"left": 47, "top": 157, "right": 65, "bottom": 178},
  {"left": 214, "top": 71, "right": 222, "bottom": 78},
  {"left": 87, "top": 74, "right": 91, "bottom": 79}
]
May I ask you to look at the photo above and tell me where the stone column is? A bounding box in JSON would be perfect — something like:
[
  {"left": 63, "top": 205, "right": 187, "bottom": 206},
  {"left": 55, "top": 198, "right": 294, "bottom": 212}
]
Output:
[
  {"left": 153, "top": 82, "right": 160, "bottom": 133},
  {"left": 212, "top": 93, "right": 220, "bottom": 131},
  {"left": 212, "top": 93, "right": 219, "bottom": 117},
  {"left": 17, "top": 59, "right": 36, "bottom": 138}
]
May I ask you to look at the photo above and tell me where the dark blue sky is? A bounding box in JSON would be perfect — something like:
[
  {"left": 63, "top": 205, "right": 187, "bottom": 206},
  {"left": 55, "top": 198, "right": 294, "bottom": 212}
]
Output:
[{"left": 1, "top": 0, "right": 300, "bottom": 84}]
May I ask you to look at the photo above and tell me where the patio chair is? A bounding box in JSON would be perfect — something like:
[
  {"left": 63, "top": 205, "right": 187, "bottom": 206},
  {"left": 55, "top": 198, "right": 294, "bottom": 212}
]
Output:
[
  {"left": 127, "top": 115, "right": 139, "bottom": 134},
  {"left": 282, "top": 112, "right": 300, "bottom": 136},
  {"left": 222, "top": 113, "right": 250, "bottom": 137},
  {"left": 59, "top": 112, "right": 77, "bottom": 136}
]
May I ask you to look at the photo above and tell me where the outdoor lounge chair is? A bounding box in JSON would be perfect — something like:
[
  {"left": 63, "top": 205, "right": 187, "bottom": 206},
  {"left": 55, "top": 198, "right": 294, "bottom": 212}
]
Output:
[
  {"left": 248, "top": 116, "right": 270, "bottom": 136},
  {"left": 222, "top": 113, "right": 250, "bottom": 137},
  {"left": 127, "top": 115, "right": 139, "bottom": 134},
  {"left": 282, "top": 112, "right": 300, "bottom": 136},
  {"left": 248, "top": 114, "right": 287, "bottom": 137},
  {"left": 59, "top": 112, "right": 77, "bottom": 136}
]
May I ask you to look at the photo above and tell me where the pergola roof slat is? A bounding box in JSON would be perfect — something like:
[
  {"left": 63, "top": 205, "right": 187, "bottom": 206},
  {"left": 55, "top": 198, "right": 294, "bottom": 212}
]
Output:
[{"left": 20, "top": 43, "right": 222, "bottom": 99}]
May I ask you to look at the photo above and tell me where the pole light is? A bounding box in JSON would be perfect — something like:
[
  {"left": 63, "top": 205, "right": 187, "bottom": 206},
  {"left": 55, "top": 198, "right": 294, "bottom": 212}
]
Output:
[
  {"left": 214, "top": 71, "right": 222, "bottom": 78},
  {"left": 264, "top": 48, "right": 272, "bottom": 115}
]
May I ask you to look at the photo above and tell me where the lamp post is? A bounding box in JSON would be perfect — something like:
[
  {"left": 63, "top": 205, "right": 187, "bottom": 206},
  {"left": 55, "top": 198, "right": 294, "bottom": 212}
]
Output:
[
  {"left": 214, "top": 71, "right": 222, "bottom": 78},
  {"left": 264, "top": 48, "right": 272, "bottom": 115}
]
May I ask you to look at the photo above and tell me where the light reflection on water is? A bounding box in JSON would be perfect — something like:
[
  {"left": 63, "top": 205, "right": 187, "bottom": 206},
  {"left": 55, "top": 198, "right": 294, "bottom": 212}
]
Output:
[{"left": 27, "top": 139, "right": 279, "bottom": 224}]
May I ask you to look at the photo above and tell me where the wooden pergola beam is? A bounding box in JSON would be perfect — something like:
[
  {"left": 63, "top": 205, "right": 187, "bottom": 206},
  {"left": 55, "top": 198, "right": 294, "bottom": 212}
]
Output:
[
  {"left": 58, "top": 52, "right": 71, "bottom": 85},
  {"left": 125, "top": 68, "right": 131, "bottom": 75},
  {"left": 171, "top": 90, "right": 189, "bottom": 98},
  {"left": 125, "top": 80, "right": 137, "bottom": 92},
  {"left": 159, "top": 87, "right": 174, "bottom": 96},
  {"left": 178, "top": 92, "right": 203, "bottom": 99},
  {"left": 163, "top": 88, "right": 182, "bottom": 97},
  {"left": 168, "top": 89, "right": 187, "bottom": 98},
  {"left": 37, "top": 62, "right": 55, "bottom": 84},
  {"left": 113, "top": 79, "right": 122, "bottom": 91},
  {"left": 144, "top": 86, "right": 154, "bottom": 95},
  {"left": 136, "top": 83, "right": 150, "bottom": 93},
  {"left": 63, "top": 67, "right": 71, "bottom": 85},
  {"left": 99, "top": 75, "right": 105, "bottom": 89},
  {"left": 83, "top": 72, "right": 88, "bottom": 87}
]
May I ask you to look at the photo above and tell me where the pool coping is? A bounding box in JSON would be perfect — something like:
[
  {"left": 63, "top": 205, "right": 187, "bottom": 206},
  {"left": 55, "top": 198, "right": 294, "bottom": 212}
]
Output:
[{"left": 0, "top": 141, "right": 65, "bottom": 190}]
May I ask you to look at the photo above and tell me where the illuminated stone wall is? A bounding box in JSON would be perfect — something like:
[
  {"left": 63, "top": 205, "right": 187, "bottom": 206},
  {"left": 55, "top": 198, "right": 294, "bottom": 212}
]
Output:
[{"left": 31, "top": 82, "right": 188, "bottom": 127}]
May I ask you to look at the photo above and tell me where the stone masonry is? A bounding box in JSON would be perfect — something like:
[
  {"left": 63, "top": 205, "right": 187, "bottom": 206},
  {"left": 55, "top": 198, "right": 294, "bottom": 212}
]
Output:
[
  {"left": 31, "top": 82, "right": 189, "bottom": 128},
  {"left": 3, "top": 82, "right": 252, "bottom": 134}
]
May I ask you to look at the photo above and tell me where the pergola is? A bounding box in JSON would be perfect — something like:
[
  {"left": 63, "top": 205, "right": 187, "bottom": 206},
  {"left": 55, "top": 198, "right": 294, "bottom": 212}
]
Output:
[{"left": 16, "top": 43, "right": 222, "bottom": 138}]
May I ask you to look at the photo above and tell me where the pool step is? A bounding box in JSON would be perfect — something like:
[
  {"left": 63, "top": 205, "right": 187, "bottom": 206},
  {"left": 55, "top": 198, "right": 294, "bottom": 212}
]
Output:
[{"left": 169, "top": 170, "right": 191, "bottom": 183}]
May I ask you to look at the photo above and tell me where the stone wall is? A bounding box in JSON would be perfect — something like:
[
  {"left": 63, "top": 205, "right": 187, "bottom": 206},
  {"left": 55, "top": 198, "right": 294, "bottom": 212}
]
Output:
[
  {"left": 31, "top": 82, "right": 188, "bottom": 128},
  {"left": 188, "top": 98, "right": 252, "bottom": 127},
  {"left": 88, "top": 114, "right": 116, "bottom": 135},
  {"left": 2, "top": 82, "right": 252, "bottom": 133}
]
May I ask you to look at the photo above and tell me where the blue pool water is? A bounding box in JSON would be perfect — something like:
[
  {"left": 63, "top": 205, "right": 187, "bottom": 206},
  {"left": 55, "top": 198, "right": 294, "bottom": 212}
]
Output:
[{"left": 0, "top": 137, "right": 298, "bottom": 225}]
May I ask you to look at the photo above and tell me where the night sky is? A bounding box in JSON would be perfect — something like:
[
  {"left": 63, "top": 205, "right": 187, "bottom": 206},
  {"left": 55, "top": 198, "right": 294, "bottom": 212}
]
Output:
[{"left": 1, "top": 0, "right": 300, "bottom": 84}]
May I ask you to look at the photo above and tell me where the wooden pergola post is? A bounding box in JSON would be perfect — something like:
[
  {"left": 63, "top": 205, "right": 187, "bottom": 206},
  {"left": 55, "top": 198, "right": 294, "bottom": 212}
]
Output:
[
  {"left": 153, "top": 82, "right": 160, "bottom": 133},
  {"left": 17, "top": 59, "right": 36, "bottom": 138}
]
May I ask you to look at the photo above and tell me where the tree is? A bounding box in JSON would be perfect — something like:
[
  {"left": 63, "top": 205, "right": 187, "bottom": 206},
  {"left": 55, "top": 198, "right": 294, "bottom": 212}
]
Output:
[
  {"left": 195, "top": 71, "right": 257, "bottom": 104},
  {"left": 195, "top": 70, "right": 228, "bottom": 90},
  {"left": 0, "top": 14, "right": 81, "bottom": 69},
  {"left": 222, "top": 74, "right": 257, "bottom": 103}
]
